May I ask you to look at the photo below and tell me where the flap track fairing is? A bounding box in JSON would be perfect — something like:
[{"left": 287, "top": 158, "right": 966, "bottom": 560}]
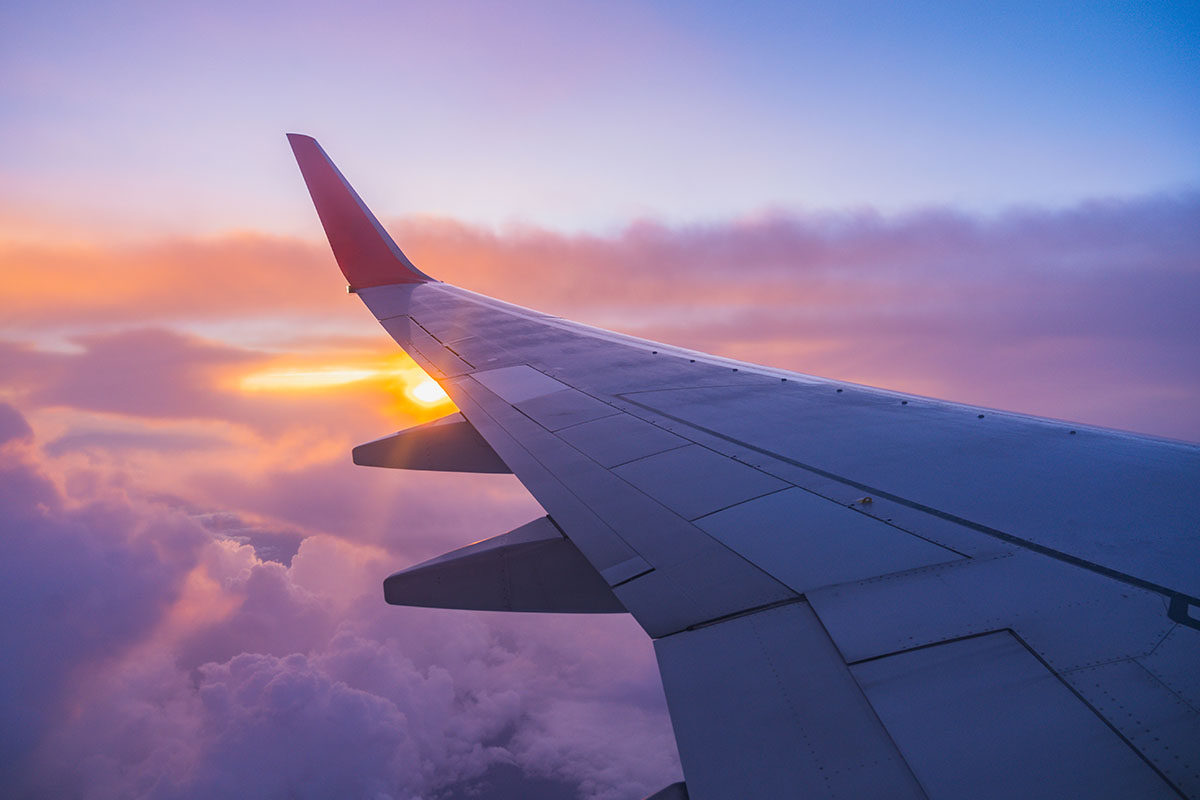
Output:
[
  {"left": 353, "top": 413, "right": 511, "bottom": 474},
  {"left": 384, "top": 517, "right": 627, "bottom": 613}
]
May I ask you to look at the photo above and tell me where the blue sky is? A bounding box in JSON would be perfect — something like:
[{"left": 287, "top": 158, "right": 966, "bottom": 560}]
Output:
[{"left": 2, "top": 0, "right": 1197, "bottom": 235}]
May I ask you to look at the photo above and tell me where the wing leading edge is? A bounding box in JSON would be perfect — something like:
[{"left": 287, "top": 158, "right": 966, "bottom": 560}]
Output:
[{"left": 288, "top": 135, "right": 1200, "bottom": 799}]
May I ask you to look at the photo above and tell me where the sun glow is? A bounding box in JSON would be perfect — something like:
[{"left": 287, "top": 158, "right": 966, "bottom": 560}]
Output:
[
  {"left": 409, "top": 378, "right": 449, "bottom": 406},
  {"left": 237, "top": 354, "right": 455, "bottom": 415},
  {"left": 239, "top": 367, "right": 380, "bottom": 391}
]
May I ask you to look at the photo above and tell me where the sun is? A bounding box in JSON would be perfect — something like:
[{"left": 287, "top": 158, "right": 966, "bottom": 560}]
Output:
[{"left": 409, "top": 378, "right": 450, "bottom": 406}]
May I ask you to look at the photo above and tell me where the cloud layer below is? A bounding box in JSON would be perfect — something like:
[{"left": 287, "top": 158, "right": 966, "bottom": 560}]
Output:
[{"left": 0, "top": 402, "right": 676, "bottom": 799}]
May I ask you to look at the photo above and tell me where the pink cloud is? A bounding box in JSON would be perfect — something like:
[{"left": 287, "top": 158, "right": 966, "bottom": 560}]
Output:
[{"left": 0, "top": 233, "right": 342, "bottom": 328}]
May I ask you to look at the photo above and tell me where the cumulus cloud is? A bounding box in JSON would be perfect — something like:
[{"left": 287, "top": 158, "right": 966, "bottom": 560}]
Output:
[
  {"left": 0, "top": 405, "right": 207, "bottom": 784},
  {"left": 1, "top": 326, "right": 544, "bottom": 564},
  {"left": 0, "top": 402, "right": 34, "bottom": 444},
  {"left": 1, "top": 329, "right": 406, "bottom": 435},
  {"left": 0, "top": 402, "right": 678, "bottom": 799}
]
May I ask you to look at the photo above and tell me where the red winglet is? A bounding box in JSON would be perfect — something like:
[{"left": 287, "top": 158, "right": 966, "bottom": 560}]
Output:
[{"left": 287, "top": 133, "right": 433, "bottom": 288}]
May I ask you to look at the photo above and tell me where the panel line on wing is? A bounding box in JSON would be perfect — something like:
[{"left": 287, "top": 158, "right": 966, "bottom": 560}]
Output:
[
  {"left": 448, "top": 373, "right": 801, "bottom": 636},
  {"left": 599, "top": 444, "right": 693, "bottom": 471},
  {"left": 994, "top": 630, "right": 1184, "bottom": 796},
  {"left": 652, "top": 596, "right": 807, "bottom": 638},
  {"left": 685, "top": 487, "right": 795, "bottom": 523},
  {"left": 616, "top": 393, "right": 1200, "bottom": 614},
  {"left": 441, "top": 380, "right": 645, "bottom": 573},
  {"left": 849, "top": 629, "right": 1181, "bottom": 798}
]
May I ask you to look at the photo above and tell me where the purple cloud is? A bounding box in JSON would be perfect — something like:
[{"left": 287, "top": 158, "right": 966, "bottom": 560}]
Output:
[
  {"left": 1, "top": 402, "right": 679, "bottom": 798},
  {"left": 0, "top": 404, "right": 207, "bottom": 786}
]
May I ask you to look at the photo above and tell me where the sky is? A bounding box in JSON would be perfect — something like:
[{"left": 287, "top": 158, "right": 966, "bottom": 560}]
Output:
[{"left": 1, "top": 2, "right": 1198, "bottom": 798}]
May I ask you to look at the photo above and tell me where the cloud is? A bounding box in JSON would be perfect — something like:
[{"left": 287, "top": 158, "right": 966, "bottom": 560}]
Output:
[
  {"left": 195, "top": 512, "right": 306, "bottom": 566},
  {"left": 0, "top": 402, "right": 33, "bottom": 445},
  {"left": 3, "top": 192, "right": 1197, "bottom": 439},
  {"left": 5, "top": 192, "right": 1197, "bottom": 329},
  {"left": 43, "top": 428, "right": 223, "bottom": 457},
  {"left": 3, "top": 329, "right": 392, "bottom": 433},
  {"left": 7, "top": 329, "right": 256, "bottom": 419},
  {"left": 0, "top": 233, "right": 341, "bottom": 328},
  {"left": 0, "top": 402, "right": 679, "bottom": 799},
  {"left": 186, "top": 652, "right": 421, "bottom": 799},
  {"left": 2, "top": 326, "right": 544, "bottom": 562},
  {"left": 0, "top": 403, "right": 208, "bottom": 783}
]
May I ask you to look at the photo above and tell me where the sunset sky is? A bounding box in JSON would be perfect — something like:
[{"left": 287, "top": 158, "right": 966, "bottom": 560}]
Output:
[{"left": 2, "top": 2, "right": 1198, "bottom": 798}]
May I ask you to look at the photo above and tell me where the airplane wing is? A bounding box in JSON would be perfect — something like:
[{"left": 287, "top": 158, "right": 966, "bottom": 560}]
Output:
[{"left": 287, "top": 134, "right": 1200, "bottom": 800}]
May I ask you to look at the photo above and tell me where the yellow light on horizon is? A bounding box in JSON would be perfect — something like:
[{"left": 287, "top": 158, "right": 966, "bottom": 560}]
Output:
[
  {"left": 239, "top": 367, "right": 379, "bottom": 391},
  {"left": 237, "top": 356, "right": 455, "bottom": 414}
]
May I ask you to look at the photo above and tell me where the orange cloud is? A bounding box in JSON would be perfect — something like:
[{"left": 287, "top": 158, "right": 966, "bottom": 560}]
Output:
[
  {"left": 2, "top": 192, "right": 1198, "bottom": 442},
  {"left": 1, "top": 328, "right": 477, "bottom": 552},
  {"left": 0, "top": 233, "right": 343, "bottom": 327},
  {"left": 236, "top": 351, "right": 455, "bottom": 419}
]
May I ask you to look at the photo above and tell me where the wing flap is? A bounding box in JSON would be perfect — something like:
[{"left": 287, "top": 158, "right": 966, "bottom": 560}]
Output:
[
  {"left": 807, "top": 549, "right": 1200, "bottom": 796},
  {"left": 655, "top": 600, "right": 925, "bottom": 799},
  {"left": 850, "top": 632, "right": 1176, "bottom": 799}
]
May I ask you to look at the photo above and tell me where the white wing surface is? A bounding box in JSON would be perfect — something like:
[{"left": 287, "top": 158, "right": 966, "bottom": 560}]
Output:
[{"left": 288, "top": 134, "right": 1200, "bottom": 800}]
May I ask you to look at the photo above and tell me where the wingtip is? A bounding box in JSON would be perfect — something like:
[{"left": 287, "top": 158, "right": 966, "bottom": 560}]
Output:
[{"left": 287, "top": 134, "right": 433, "bottom": 287}]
